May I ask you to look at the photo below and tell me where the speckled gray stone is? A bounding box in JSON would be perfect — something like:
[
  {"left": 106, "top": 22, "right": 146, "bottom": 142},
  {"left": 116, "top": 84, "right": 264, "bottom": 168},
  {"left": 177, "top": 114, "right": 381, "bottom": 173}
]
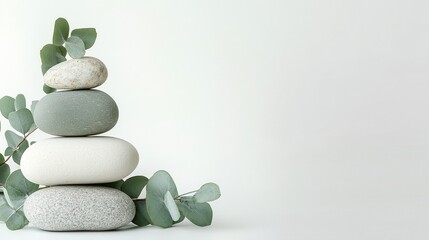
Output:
[
  {"left": 44, "top": 57, "right": 108, "bottom": 89},
  {"left": 34, "top": 90, "right": 119, "bottom": 136},
  {"left": 24, "top": 186, "right": 136, "bottom": 231}
]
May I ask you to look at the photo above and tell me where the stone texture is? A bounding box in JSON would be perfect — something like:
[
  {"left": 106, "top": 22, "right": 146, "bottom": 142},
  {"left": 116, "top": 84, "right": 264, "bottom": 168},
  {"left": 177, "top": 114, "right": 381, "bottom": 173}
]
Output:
[
  {"left": 34, "top": 89, "right": 119, "bottom": 136},
  {"left": 24, "top": 186, "right": 136, "bottom": 231},
  {"left": 44, "top": 57, "right": 108, "bottom": 89},
  {"left": 21, "top": 136, "right": 139, "bottom": 185}
]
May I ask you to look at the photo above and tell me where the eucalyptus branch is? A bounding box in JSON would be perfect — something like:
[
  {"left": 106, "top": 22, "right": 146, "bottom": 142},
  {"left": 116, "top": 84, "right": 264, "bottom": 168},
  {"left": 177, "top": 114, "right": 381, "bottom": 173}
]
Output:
[{"left": 0, "top": 127, "right": 38, "bottom": 167}]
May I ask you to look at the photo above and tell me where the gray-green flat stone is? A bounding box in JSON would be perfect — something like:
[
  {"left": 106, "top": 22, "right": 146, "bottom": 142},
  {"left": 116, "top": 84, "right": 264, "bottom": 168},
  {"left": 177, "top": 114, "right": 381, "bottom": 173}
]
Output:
[
  {"left": 34, "top": 90, "right": 119, "bottom": 136},
  {"left": 24, "top": 186, "right": 135, "bottom": 231}
]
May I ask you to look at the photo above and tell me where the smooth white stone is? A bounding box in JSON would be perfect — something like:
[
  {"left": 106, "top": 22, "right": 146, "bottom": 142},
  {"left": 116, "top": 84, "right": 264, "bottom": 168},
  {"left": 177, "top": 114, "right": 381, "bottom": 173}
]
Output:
[
  {"left": 21, "top": 137, "right": 139, "bottom": 185},
  {"left": 44, "top": 57, "right": 108, "bottom": 89}
]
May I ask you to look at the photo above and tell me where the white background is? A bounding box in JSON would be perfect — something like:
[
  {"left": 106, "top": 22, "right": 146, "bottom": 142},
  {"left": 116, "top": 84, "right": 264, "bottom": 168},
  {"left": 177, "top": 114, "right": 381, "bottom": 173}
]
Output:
[{"left": 1, "top": 0, "right": 429, "bottom": 239}]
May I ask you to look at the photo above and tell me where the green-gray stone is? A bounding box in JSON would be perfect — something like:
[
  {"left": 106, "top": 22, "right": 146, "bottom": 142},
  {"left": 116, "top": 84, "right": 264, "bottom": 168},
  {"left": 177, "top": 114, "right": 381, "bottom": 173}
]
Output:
[{"left": 34, "top": 90, "right": 119, "bottom": 136}]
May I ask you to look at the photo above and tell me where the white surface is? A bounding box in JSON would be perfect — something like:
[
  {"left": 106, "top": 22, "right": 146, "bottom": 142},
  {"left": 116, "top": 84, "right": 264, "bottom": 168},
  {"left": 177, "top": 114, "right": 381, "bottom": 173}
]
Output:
[
  {"left": 21, "top": 137, "right": 139, "bottom": 185},
  {"left": 1, "top": 0, "right": 429, "bottom": 239}
]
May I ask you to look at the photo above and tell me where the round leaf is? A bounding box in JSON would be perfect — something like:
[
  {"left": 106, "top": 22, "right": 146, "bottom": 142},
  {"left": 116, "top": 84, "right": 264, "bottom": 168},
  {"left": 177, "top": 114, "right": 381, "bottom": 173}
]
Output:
[
  {"left": 5, "top": 130, "right": 23, "bottom": 148},
  {"left": 121, "top": 176, "right": 148, "bottom": 198},
  {"left": 65, "top": 36, "right": 86, "bottom": 59},
  {"left": 193, "top": 183, "right": 221, "bottom": 203},
  {"left": 0, "top": 194, "right": 15, "bottom": 222},
  {"left": 176, "top": 199, "right": 213, "bottom": 227},
  {"left": 146, "top": 170, "right": 179, "bottom": 228},
  {"left": 12, "top": 140, "right": 28, "bottom": 165},
  {"left": 8, "top": 109, "right": 34, "bottom": 134},
  {"left": 4, "top": 170, "right": 39, "bottom": 208},
  {"left": 0, "top": 163, "right": 10, "bottom": 185},
  {"left": 164, "top": 191, "right": 180, "bottom": 221},
  {"left": 43, "top": 84, "right": 56, "bottom": 94},
  {"left": 5, "top": 210, "right": 28, "bottom": 230},
  {"left": 71, "top": 28, "right": 97, "bottom": 49},
  {"left": 133, "top": 200, "right": 151, "bottom": 227},
  {"left": 14, "top": 94, "right": 26, "bottom": 111},
  {"left": 52, "top": 18, "right": 69, "bottom": 46},
  {"left": 0, "top": 96, "right": 15, "bottom": 119},
  {"left": 40, "top": 44, "right": 66, "bottom": 75}
]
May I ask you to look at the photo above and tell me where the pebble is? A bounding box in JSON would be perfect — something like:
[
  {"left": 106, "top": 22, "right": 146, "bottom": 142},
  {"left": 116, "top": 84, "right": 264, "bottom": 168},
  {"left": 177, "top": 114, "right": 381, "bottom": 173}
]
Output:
[
  {"left": 24, "top": 186, "right": 136, "bottom": 231},
  {"left": 44, "top": 57, "right": 108, "bottom": 89},
  {"left": 34, "top": 90, "right": 119, "bottom": 136},
  {"left": 21, "top": 137, "right": 139, "bottom": 185}
]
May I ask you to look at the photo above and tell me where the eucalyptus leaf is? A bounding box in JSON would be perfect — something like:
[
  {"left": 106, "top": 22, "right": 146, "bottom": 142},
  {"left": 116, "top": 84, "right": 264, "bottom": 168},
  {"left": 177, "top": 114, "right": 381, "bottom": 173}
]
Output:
[
  {"left": 12, "top": 140, "right": 28, "bottom": 165},
  {"left": 52, "top": 18, "right": 69, "bottom": 46},
  {"left": 193, "top": 183, "right": 221, "bottom": 203},
  {"left": 14, "top": 94, "right": 26, "bottom": 111},
  {"left": 5, "top": 130, "right": 23, "bottom": 148},
  {"left": 0, "top": 194, "right": 14, "bottom": 222},
  {"left": 0, "top": 96, "right": 15, "bottom": 119},
  {"left": 5, "top": 210, "right": 28, "bottom": 230},
  {"left": 0, "top": 164, "right": 10, "bottom": 185},
  {"left": 43, "top": 84, "right": 56, "bottom": 94},
  {"left": 121, "top": 176, "right": 148, "bottom": 198},
  {"left": 133, "top": 200, "right": 151, "bottom": 227},
  {"left": 65, "top": 36, "right": 86, "bottom": 59},
  {"left": 71, "top": 28, "right": 97, "bottom": 49},
  {"left": 176, "top": 199, "right": 213, "bottom": 227},
  {"left": 31, "top": 101, "right": 39, "bottom": 114},
  {"left": 4, "top": 170, "right": 39, "bottom": 208},
  {"left": 101, "top": 180, "right": 124, "bottom": 190},
  {"left": 164, "top": 191, "right": 180, "bottom": 221},
  {"left": 0, "top": 153, "right": 4, "bottom": 164},
  {"left": 58, "top": 46, "right": 67, "bottom": 57},
  {"left": 146, "top": 170, "right": 178, "bottom": 228},
  {"left": 4, "top": 147, "right": 14, "bottom": 156},
  {"left": 40, "top": 44, "right": 67, "bottom": 75},
  {"left": 8, "top": 109, "right": 34, "bottom": 135}
]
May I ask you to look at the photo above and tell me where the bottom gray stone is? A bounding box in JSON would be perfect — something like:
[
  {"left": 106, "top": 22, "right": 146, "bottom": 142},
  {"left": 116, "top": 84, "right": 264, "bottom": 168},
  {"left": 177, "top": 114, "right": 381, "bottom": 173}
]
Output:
[{"left": 24, "top": 186, "right": 136, "bottom": 231}]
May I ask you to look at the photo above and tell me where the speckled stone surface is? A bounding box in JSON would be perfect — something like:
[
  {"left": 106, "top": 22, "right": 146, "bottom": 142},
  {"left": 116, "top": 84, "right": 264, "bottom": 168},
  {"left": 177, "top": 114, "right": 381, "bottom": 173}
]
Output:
[
  {"left": 21, "top": 137, "right": 139, "bottom": 185},
  {"left": 34, "top": 89, "right": 119, "bottom": 136},
  {"left": 44, "top": 57, "right": 108, "bottom": 89},
  {"left": 24, "top": 186, "right": 136, "bottom": 231}
]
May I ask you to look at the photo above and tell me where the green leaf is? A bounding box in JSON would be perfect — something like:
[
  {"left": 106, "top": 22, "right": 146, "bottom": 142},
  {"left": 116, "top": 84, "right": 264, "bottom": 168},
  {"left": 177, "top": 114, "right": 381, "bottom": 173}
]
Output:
[
  {"left": 65, "top": 36, "right": 86, "bottom": 59},
  {"left": 0, "top": 163, "right": 10, "bottom": 185},
  {"left": 133, "top": 200, "right": 151, "bottom": 227},
  {"left": 31, "top": 101, "right": 38, "bottom": 114},
  {"left": 52, "top": 18, "right": 69, "bottom": 46},
  {"left": 0, "top": 153, "right": 4, "bottom": 164},
  {"left": 5, "top": 210, "right": 28, "bottom": 230},
  {"left": 4, "top": 170, "right": 38, "bottom": 208},
  {"left": 0, "top": 194, "right": 15, "bottom": 222},
  {"left": 5, "top": 130, "right": 23, "bottom": 148},
  {"left": 14, "top": 94, "right": 26, "bottom": 111},
  {"left": 4, "top": 147, "right": 14, "bottom": 156},
  {"left": 164, "top": 191, "right": 180, "bottom": 221},
  {"left": 121, "top": 176, "right": 149, "bottom": 198},
  {"left": 193, "top": 183, "right": 221, "bottom": 203},
  {"left": 0, "top": 96, "right": 15, "bottom": 119},
  {"left": 40, "top": 44, "right": 67, "bottom": 75},
  {"left": 58, "top": 46, "right": 67, "bottom": 57},
  {"left": 101, "top": 180, "right": 124, "bottom": 190},
  {"left": 71, "top": 28, "right": 97, "bottom": 49},
  {"left": 43, "top": 84, "right": 56, "bottom": 94},
  {"left": 12, "top": 140, "right": 28, "bottom": 165},
  {"left": 176, "top": 198, "right": 213, "bottom": 227},
  {"left": 146, "top": 170, "right": 178, "bottom": 228},
  {"left": 8, "top": 109, "right": 34, "bottom": 135}
]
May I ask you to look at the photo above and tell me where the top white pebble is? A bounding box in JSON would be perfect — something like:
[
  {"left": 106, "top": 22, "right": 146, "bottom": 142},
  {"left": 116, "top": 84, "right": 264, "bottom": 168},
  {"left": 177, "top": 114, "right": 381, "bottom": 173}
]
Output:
[{"left": 44, "top": 56, "right": 108, "bottom": 89}]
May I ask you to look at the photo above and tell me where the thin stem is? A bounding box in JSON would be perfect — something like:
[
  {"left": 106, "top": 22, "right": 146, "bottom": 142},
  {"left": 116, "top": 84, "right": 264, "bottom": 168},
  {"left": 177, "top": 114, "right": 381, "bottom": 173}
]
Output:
[
  {"left": 175, "top": 190, "right": 198, "bottom": 199},
  {"left": 0, "top": 127, "right": 37, "bottom": 167}
]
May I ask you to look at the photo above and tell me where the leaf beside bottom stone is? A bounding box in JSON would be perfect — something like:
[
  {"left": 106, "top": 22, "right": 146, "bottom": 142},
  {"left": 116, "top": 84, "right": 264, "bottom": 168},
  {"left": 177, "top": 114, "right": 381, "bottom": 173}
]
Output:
[
  {"left": 176, "top": 198, "right": 213, "bottom": 227},
  {"left": 132, "top": 200, "right": 151, "bottom": 227}
]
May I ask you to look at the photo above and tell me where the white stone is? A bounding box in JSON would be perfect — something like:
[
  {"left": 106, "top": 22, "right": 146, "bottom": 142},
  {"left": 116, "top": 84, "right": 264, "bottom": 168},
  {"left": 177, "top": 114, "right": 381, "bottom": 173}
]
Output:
[
  {"left": 24, "top": 186, "right": 136, "bottom": 231},
  {"left": 44, "top": 57, "right": 108, "bottom": 89},
  {"left": 21, "top": 137, "right": 139, "bottom": 185}
]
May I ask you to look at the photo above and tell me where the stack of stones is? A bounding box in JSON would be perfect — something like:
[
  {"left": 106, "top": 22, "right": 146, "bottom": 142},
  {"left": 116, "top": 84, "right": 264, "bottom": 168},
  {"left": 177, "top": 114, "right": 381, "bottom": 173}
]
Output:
[{"left": 20, "top": 57, "right": 139, "bottom": 231}]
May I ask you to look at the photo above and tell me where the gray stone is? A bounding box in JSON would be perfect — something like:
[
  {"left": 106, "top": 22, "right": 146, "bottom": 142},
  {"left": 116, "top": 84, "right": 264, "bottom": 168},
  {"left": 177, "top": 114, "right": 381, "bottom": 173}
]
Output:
[
  {"left": 24, "top": 186, "right": 136, "bottom": 231},
  {"left": 34, "top": 90, "right": 119, "bottom": 136},
  {"left": 44, "top": 57, "right": 108, "bottom": 89}
]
